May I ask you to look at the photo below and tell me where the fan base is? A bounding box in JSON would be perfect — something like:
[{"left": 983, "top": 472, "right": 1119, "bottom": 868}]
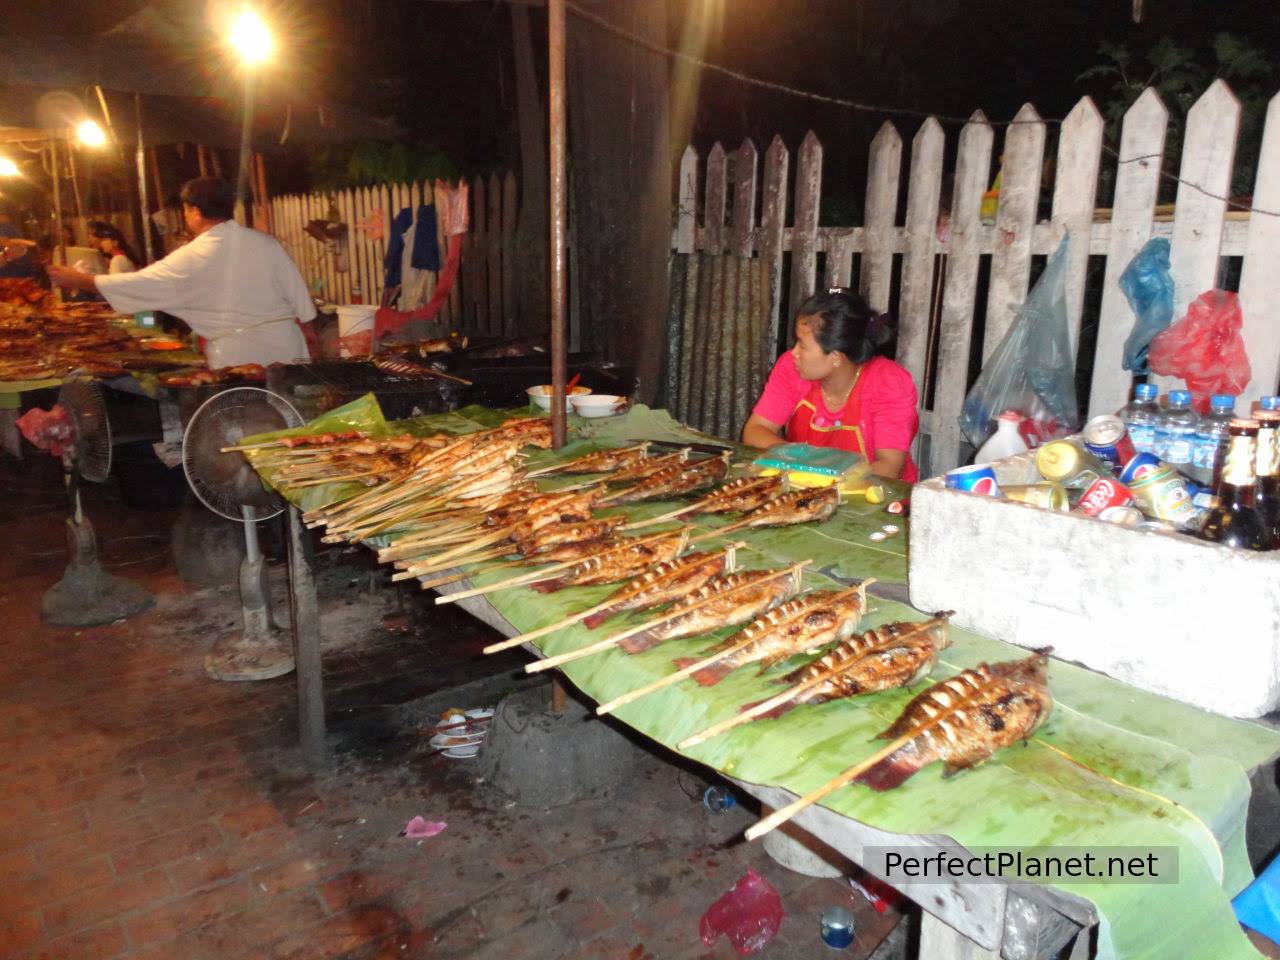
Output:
[
  {"left": 41, "top": 561, "right": 154, "bottom": 627},
  {"left": 204, "top": 635, "right": 295, "bottom": 682}
]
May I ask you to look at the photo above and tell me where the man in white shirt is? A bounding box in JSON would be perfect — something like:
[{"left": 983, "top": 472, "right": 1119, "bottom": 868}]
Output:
[{"left": 50, "top": 179, "right": 317, "bottom": 369}]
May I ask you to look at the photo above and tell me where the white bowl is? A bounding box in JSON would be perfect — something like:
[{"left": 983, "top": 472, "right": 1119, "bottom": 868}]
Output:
[
  {"left": 570, "top": 394, "right": 626, "bottom": 418},
  {"left": 526, "top": 384, "right": 591, "bottom": 412}
]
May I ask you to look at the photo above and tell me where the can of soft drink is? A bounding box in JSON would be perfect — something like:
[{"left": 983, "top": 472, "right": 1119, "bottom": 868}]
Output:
[
  {"left": 1074, "top": 476, "right": 1135, "bottom": 516},
  {"left": 1118, "top": 452, "right": 1162, "bottom": 485},
  {"left": 1002, "top": 482, "right": 1069, "bottom": 511},
  {"left": 1128, "top": 466, "right": 1197, "bottom": 526},
  {"left": 1035, "top": 441, "right": 1108, "bottom": 489},
  {"left": 1099, "top": 505, "right": 1143, "bottom": 526},
  {"left": 944, "top": 464, "right": 1000, "bottom": 496},
  {"left": 1082, "top": 415, "right": 1136, "bottom": 473}
]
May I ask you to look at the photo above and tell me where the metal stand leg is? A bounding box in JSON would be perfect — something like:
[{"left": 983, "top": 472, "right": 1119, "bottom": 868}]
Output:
[
  {"left": 920, "top": 911, "right": 1001, "bottom": 960},
  {"left": 287, "top": 506, "right": 328, "bottom": 771}
]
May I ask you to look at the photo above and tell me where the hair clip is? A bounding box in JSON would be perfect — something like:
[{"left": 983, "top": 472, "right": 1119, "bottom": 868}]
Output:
[{"left": 826, "top": 286, "right": 850, "bottom": 295}]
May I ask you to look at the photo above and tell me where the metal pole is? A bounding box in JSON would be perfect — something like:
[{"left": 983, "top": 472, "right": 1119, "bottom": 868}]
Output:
[
  {"left": 547, "top": 0, "right": 568, "bottom": 450},
  {"left": 49, "top": 139, "right": 64, "bottom": 268},
  {"left": 286, "top": 506, "right": 328, "bottom": 770},
  {"left": 236, "top": 72, "right": 256, "bottom": 226},
  {"left": 134, "top": 94, "right": 154, "bottom": 265}
]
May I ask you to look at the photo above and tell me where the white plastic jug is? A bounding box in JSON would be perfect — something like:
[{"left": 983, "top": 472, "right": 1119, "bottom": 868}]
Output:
[{"left": 974, "top": 410, "right": 1029, "bottom": 464}]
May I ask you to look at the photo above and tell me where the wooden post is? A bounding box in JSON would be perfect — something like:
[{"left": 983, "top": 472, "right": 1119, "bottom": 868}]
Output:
[
  {"left": 789, "top": 131, "right": 823, "bottom": 319},
  {"left": 760, "top": 136, "right": 789, "bottom": 365},
  {"left": 896, "top": 117, "right": 945, "bottom": 389},
  {"left": 1238, "top": 92, "right": 1280, "bottom": 407},
  {"left": 1050, "top": 97, "right": 1104, "bottom": 355},
  {"left": 548, "top": 0, "right": 568, "bottom": 449},
  {"left": 287, "top": 507, "right": 328, "bottom": 771},
  {"left": 860, "top": 121, "right": 903, "bottom": 311},
  {"left": 134, "top": 94, "right": 154, "bottom": 265}
]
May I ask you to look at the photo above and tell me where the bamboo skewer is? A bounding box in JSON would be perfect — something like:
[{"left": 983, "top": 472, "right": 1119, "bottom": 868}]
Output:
[
  {"left": 481, "top": 541, "right": 742, "bottom": 656},
  {"left": 389, "top": 545, "right": 515, "bottom": 583},
  {"left": 594, "top": 584, "right": 869, "bottom": 716},
  {"left": 743, "top": 739, "right": 910, "bottom": 842},
  {"left": 433, "top": 530, "right": 690, "bottom": 606},
  {"left": 524, "top": 561, "right": 814, "bottom": 674},
  {"left": 524, "top": 443, "right": 650, "bottom": 479},
  {"left": 678, "top": 604, "right": 948, "bottom": 752}
]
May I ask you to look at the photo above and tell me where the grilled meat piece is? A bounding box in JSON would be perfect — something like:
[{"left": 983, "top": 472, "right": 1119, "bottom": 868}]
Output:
[
  {"left": 741, "top": 486, "right": 840, "bottom": 528},
  {"left": 515, "top": 519, "right": 618, "bottom": 555},
  {"left": 533, "top": 444, "right": 651, "bottom": 476},
  {"left": 531, "top": 532, "right": 688, "bottom": 592},
  {"left": 601, "top": 454, "right": 730, "bottom": 506},
  {"left": 605, "top": 449, "right": 691, "bottom": 485},
  {"left": 581, "top": 548, "right": 736, "bottom": 629}
]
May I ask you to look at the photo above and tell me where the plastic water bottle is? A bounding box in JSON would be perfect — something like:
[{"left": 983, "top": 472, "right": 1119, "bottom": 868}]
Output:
[
  {"left": 703, "top": 786, "right": 737, "bottom": 815},
  {"left": 1189, "top": 394, "right": 1237, "bottom": 485},
  {"left": 1154, "top": 389, "right": 1199, "bottom": 468},
  {"left": 1118, "top": 383, "right": 1160, "bottom": 454},
  {"left": 974, "top": 411, "right": 1029, "bottom": 464},
  {"left": 1253, "top": 395, "right": 1280, "bottom": 415}
]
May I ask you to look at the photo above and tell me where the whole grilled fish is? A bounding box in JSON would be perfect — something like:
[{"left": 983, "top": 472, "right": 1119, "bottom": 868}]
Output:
[
  {"left": 674, "top": 588, "right": 867, "bottom": 686},
  {"left": 855, "top": 652, "right": 1053, "bottom": 791},
  {"left": 519, "top": 537, "right": 622, "bottom": 564},
  {"left": 533, "top": 444, "right": 650, "bottom": 476},
  {"left": 605, "top": 449, "right": 691, "bottom": 485},
  {"left": 581, "top": 548, "right": 734, "bottom": 629},
  {"left": 686, "top": 475, "right": 784, "bottom": 515},
  {"left": 741, "top": 486, "right": 840, "bottom": 528},
  {"left": 495, "top": 417, "right": 554, "bottom": 448},
  {"left": 515, "top": 519, "right": 618, "bottom": 555},
  {"left": 618, "top": 567, "right": 803, "bottom": 653},
  {"left": 748, "top": 617, "right": 953, "bottom": 719},
  {"left": 601, "top": 453, "right": 730, "bottom": 506},
  {"left": 486, "top": 490, "right": 597, "bottom": 528},
  {"left": 531, "top": 532, "right": 688, "bottom": 592}
]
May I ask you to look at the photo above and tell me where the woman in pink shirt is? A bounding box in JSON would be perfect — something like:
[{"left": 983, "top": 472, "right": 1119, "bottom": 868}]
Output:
[{"left": 742, "top": 288, "right": 920, "bottom": 482}]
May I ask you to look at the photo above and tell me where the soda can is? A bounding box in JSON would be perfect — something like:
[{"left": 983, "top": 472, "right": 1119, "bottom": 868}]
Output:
[
  {"left": 1118, "top": 452, "right": 1162, "bottom": 485},
  {"left": 944, "top": 464, "right": 1000, "bottom": 496},
  {"left": 1082, "top": 415, "right": 1136, "bottom": 473},
  {"left": 1074, "top": 476, "right": 1135, "bottom": 516},
  {"left": 1002, "top": 482, "right": 1068, "bottom": 511},
  {"left": 1098, "top": 505, "right": 1143, "bottom": 526},
  {"left": 1128, "top": 465, "right": 1197, "bottom": 526},
  {"left": 1035, "top": 440, "right": 1109, "bottom": 490}
]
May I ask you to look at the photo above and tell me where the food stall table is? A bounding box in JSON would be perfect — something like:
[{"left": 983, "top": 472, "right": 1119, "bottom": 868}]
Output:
[{"left": 249, "top": 398, "right": 1280, "bottom": 960}]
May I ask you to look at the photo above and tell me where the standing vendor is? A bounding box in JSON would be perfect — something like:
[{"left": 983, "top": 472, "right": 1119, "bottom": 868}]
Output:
[
  {"left": 742, "top": 288, "right": 920, "bottom": 482},
  {"left": 49, "top": 178, "right": 317, "bottom": 368}
]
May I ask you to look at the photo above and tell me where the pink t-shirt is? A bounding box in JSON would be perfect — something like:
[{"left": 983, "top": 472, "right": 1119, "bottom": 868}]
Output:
[{"left": 752, "top": 354, "right": 920, "bottom": 482}]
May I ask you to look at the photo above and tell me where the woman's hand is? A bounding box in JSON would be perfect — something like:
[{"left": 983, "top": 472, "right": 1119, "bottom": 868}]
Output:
[
  {"left": 741, "top": 413, "right": 786, "bottom": 449},
  {"left": 868, "top": 449, "right": 907, "bottom": 480}
]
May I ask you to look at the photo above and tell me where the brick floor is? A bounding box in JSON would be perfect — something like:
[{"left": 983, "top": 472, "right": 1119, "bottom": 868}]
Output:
[{"left": 0, "top": 458, "right": 905, "bottom": 959}]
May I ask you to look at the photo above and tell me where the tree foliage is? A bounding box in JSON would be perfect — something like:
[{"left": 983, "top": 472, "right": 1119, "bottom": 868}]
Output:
[
  {"left": 306, "top": 141, "right": 460, "bottom": 192},
  {"left": 1078, "top": 33, "right": 1275, "bottom": 200}
]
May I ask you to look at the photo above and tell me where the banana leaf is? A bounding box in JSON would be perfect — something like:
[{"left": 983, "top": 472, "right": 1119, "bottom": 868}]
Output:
[{"left": 244, "top": 395, "right": 1280, "bottom": 960}]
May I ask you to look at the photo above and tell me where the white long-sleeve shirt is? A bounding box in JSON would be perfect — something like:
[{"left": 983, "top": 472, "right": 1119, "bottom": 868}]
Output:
[{"left": 97, "top": 220, "right": 316, "bottom": 369}]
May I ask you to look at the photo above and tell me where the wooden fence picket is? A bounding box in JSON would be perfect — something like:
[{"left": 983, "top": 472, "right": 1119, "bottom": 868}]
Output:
[
  {"left": 729, "top": 139, "right": 757, "bottom": 259},
  {"left": 1238, "top": 93, "right": 1280, "bottom": 408},
  {"left": 676, "top": 146, "right": 698, "bottom": 255},
  {"left": 860, "top": 121, "right": 903, "bottom": 312},
  {"left": 1051, "top": 97, "right": 1104, "bottom": 353},
  {"left": 789, "top": 132, "right": 823, "bottom": 320},
  {"left": 759, "top": 136, "right": 789, "bottom": 364},
  {"left": 703, "top": 143, "right": 727, "bottom": 254},
  {"left": 896, "top": 117, "right": 945, "bottom": 389}
]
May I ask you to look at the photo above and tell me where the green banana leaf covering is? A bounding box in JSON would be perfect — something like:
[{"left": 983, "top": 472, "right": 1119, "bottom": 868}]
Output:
[{"left": 246, "top": 395, "right": 1280, "bottom": 960}]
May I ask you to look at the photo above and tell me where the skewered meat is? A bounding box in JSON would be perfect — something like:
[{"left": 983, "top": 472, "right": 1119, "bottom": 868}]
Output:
[
  {"left": 530, "top": 443, "right": 650, "bottom": 477},
  {"left": 514, "top": 519, "right": 618, "bottom": 555},
  {"left": 581, "top": 548, "right": 735, "bottom": 629},
  {"left": 605, "top": 449, "right": 690, "bottom": 484},
  {"left": 600, "top": 453, "right": 730, "bottom": 506},
  {"left": 739, "top": 487, "right": 840, "bottom": 528},
  {"left": 684, "top": 475, "right": 783, "bottom": 515},
  {"left": 619, "top": 568, "right": 803, "bottom": 653},
  {"left": 855, "top": 652, "right": 1053, "bottom": 791},
  {"left": 531, "top": 532, "right": 688, "bottom": 592},
  {"left": 675, "top": 588, "right": 867, "bottom": 686}
]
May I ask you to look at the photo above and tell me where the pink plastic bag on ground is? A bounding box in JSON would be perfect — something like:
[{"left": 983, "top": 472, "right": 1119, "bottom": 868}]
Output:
[
  {"left": 699, "top": 868, "right": 784, "bottom": 955},
  {"left": 1148, "top": 290, "right": 1252, "bottom": 401}
]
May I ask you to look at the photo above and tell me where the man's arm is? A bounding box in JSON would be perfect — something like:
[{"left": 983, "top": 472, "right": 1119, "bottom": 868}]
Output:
[{"left": 47, "top": 265, "right": 100, "bottom": 296}]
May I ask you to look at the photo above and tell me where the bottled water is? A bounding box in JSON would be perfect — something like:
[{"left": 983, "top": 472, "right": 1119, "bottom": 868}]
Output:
[
  {"left": 1118, "top": 383, "right": 1160, "bottom": 454},
  {"left": 1154, "top": 389, "right": 1199, "bottom": 468},
  {"left": 1189, "top": 394, "right": 1237, "bottom": 485},
  {"left": 702, "top": 786, "right": 736, "bottom": 814}
]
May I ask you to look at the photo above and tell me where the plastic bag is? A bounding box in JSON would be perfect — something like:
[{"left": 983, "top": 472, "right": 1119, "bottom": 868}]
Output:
[
  {"left": 1119, "top": 238, "right": 1174, "bottom": 374},
  {"left": 960, "top": 236, "right": 1079, "bottom": 450},
  {"left": 699, "top": 868, "right": 784, "bottom": 955},
  {"left": 1234, "top": 855, "right": 1280, "bottom": 944},
  {"left": 16, "top": 404, "right": 73, "bottom": 458},
  {"left": 1147, "top": 289, "right": 1251, "bottom": 399}
]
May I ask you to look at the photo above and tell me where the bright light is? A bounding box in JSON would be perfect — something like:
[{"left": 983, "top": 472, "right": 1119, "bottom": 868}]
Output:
[
  {"left": 229, "top": 8, "right": 274, "bottom": 67},
  {"left": 0, "top": 158, "right": 18, "bottom": 177},
  {"left": 76, "top": 120, "right": 107, "bottom": 147}
]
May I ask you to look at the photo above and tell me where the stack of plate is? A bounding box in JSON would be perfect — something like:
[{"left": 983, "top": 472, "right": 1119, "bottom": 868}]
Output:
[{"left": 428, "top": 707, "right": 494, "bottom": 759}]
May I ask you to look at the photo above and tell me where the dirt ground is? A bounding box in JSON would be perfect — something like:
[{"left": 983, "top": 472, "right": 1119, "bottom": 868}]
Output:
[{"left": 0, "top": 452, "right": 909, "bottom": 960}]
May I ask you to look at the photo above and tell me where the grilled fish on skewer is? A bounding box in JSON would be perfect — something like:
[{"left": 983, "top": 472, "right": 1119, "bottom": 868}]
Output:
[
  {"left": 605, "top": 449, "right": 691, "bottom": 485},
  {"left": 530, "top": 531, "right": 689, "bottom": 593},
  {"left": 698, "top": 486, "right": 841, "bottom": 542},
  {"left": 526, "top": 443, "right": 651, "bottom": 478},
  {"left": 855, "top": 652, "right": 1053, "bottom": 791},
  {"left": 515, "top": 519, "right": 619, "bottom": 556},
  {"left": 618, "top": 568, "right": 803, "bottom": 653},
  {"left": 580, "top": 547, "right": 738, "bottom": 629},
  {"left": 674, "top": 588, "right": 867, "bottom": 686},
  {"left": 624, "top": 475, "right": 784, "bottom": 530},
  {"left": 599, "top": 453, "right": 731, "bottom": 506}
]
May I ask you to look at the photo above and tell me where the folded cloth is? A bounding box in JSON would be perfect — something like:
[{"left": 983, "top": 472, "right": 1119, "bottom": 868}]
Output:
[
  {"left": 375, "top": 233, "right": 463, "bottom": 337},
  {"left": 383, "top": 207, "right": 414, "bottom": 290},
  {"left": 411, "top": 204, "right": 441, "bottom": 271}
]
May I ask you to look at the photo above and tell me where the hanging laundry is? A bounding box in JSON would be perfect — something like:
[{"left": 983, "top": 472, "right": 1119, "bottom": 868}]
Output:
[
  {"left": 411, "top": 204, "right": 441, "bottom": 271},
  {"left": 383, "top": 208, "right": 414, "bottom": 290},
  {"left": 356, "top": 207, "right": 386, "bottom": 242}
]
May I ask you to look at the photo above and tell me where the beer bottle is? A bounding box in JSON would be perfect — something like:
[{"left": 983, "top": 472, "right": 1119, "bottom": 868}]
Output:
[
  {"left": 1255, "top": 410, "right": 1280, "bottom": 546},
  {"left": 1196, "top": 420, "right": 1273, "bottom": 550}
]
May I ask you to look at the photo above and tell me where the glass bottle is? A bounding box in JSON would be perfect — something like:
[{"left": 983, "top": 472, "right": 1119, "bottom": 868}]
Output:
[
  {"left": 1197, "top": 420, "right": 1273, "bottom": 550},
  {"left": 1254, "top": 410, "right": 1280, "bottom": 546}
]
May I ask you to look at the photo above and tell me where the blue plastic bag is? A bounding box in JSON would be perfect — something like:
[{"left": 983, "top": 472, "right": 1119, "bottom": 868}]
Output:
[
  {"left": 1234, "top": 856, "right": 1280, "bottom": 944},
  {"left": 1119, "top": 238, "right": 1175, "bottom": 374},
  {"left": 960, "top": 236, "right": 1079, "bottom": 449}
]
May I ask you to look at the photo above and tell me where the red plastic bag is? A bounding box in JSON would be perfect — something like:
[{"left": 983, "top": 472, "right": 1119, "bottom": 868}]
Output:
[
  {"left": 1148, "top": 290, "right": 1252, "bottom": 400},
  {"left": 16, "top": 404, "right": 73, "bottom": 458},
  {"left": 699, "top": 868, "right": 784, "bottom": 955}
]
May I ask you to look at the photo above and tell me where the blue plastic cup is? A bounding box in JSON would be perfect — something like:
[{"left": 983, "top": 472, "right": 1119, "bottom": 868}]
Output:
[{"left": 820, "top": 905, "right": 856, "bottom": 949}]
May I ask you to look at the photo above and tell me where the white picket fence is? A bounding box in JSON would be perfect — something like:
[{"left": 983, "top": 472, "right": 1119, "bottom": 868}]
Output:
[
  {"left": 671, "top": 80, "right": 1280, "bottom": 476},
  {"left": 269, "top": 172, "right": 520, "bottom": 337}
]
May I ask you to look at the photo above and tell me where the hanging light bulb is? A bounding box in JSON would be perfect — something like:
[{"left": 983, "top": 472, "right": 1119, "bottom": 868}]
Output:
[{"left": 76, "top": 120, "right": 107, "bottom": 147}]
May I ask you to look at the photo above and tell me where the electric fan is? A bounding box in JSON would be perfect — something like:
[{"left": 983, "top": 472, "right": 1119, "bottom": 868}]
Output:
[
  {"left": 41, "top": 371, "right": 153, "bottom": 626},
  {"left": 181, "top": 387, "right": 304, "bottom": 681}
]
